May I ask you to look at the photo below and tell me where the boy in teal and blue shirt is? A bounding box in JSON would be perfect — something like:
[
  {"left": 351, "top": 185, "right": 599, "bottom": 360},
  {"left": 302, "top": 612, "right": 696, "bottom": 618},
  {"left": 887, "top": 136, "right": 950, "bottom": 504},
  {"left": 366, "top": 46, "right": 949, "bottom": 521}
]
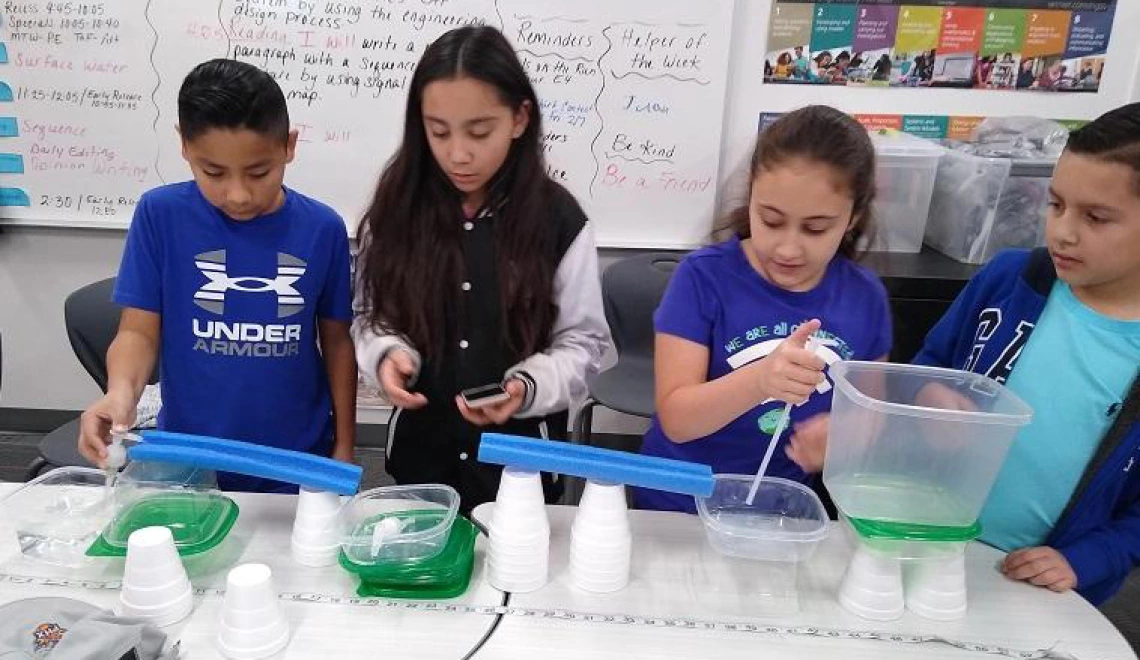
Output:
[{"left": 914, "top": 104, "right": 1140, "bottom": 604}]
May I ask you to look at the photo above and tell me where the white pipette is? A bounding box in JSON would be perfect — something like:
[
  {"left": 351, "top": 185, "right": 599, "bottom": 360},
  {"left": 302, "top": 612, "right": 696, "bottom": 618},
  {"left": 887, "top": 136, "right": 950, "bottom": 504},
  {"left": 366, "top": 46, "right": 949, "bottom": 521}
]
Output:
[
  {"left": 745, "top": 337, "right": 818, "bottom": 506},
  {"left": 744, "top": 403, "right": 792, "bottom": 506},
  {"left": 370, "top": 516, "right": 406, "bottom": 558},
  {"left": 103, "top": 430, "right": 130, "bottom": 491}
]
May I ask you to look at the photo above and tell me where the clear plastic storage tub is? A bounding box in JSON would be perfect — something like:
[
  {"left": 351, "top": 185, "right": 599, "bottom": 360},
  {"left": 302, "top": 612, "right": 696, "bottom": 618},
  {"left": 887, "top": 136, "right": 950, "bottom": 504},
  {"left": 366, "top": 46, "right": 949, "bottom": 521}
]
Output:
[
  {"left": 3, "top": 467, "right": 115, "bottom": 567},
  {"left": 924, "top": 153, "right": 1055, "bottom": 264},
  {"left": 824, "top": 362, "right": 1032, "bottom": 531},
  {"left": 868, "top": 130, "right": 945, "bottom": 253},
  {"left": 340, "top": 484, "right": 460, "bottom": 565},
  {"left": 695, "top": 475, "right": 829, "bottom": 562}
]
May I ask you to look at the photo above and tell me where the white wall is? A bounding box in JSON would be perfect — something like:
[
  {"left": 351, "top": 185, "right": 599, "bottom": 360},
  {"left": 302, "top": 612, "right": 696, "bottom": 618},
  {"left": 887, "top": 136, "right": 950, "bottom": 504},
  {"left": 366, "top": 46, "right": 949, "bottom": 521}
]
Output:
[
  {"left": 1134, "top": 38, "right": 1140, "bottom": 102},
  {"left": 3, "top": 0, "right": 1140, "bottom": 428},
  {"left": 0, "top": 227, "right": 124, "bottom": 411}
]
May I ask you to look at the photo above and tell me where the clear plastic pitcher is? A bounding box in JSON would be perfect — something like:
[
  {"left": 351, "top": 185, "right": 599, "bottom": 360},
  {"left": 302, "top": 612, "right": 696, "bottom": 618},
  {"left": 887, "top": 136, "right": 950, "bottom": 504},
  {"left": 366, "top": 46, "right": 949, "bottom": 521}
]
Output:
[{"left": 824, "top": 362, "right": 1032, "bottom": 531}]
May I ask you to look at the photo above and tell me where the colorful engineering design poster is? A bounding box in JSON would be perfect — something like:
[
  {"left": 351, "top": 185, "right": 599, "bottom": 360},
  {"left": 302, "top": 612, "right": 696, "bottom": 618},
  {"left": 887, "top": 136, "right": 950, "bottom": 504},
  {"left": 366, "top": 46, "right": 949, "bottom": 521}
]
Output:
[{"left": 764, "top": 1, "right": 1116, "bottom": 92}]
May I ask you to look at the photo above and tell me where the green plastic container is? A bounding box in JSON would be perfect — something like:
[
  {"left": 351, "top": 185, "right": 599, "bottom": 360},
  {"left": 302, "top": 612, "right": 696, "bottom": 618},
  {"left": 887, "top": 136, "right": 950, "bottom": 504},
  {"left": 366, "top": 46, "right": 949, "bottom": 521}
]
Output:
[
  {"left": 846, "top": 515, "right": 981, "bottom": 543},
  {"left": 86, "top": 492, "right": 239, "bottom": 557},
  {"left": 842, "top": 513, "right": 979, "bottom": 561},
  {"left": 339, "top": 515, "right": 477, "bottom": 599}
]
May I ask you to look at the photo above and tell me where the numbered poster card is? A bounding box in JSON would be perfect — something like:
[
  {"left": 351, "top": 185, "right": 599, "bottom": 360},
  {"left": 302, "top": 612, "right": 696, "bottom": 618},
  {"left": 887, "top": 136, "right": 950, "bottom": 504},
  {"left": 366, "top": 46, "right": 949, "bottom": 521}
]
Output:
[{"left": 764, "top": 0, "right": 1115, "bottom": 93}]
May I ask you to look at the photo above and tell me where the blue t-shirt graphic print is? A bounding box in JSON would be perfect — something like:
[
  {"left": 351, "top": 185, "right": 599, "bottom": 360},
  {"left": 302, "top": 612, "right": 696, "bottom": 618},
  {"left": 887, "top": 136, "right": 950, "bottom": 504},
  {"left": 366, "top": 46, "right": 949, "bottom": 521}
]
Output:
[
  {"left": 115, "top": 182, "right": 353, "bottom": 492},
  {"left": 636, "top": 237, "right": 892, "bottom": 512}
]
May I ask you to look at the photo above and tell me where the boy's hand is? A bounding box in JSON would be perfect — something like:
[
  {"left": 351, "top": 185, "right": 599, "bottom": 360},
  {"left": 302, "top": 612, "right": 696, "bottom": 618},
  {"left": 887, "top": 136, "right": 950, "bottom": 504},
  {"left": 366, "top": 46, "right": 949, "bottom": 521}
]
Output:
[
  {"left": 78, "top": 391, "right": 137, "bottom": 468},
  {"left": 379, "top": 349, "right": 427, "bottom": 409},
  {"left": 1002, "top": 546, "right": 1078, "bottom": 592},
  {"left": 754, "top": 319, "right": 825, "bottom": 404},
  {"left": 786, "top": 413, "right": 829, "bottom": 473},
  {"left": 455, "top": 379, "right": 526, "bottom": 427}
]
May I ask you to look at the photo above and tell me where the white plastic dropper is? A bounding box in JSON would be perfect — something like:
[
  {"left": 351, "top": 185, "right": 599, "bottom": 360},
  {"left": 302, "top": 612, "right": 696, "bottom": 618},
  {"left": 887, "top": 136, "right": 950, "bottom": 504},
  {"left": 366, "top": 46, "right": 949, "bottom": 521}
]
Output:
[
  {"left": 744, "top": 403, "right": 792, "bottom": 506},
  {"left": 370, "top": 516, "right": 406, "bottom": 558},
  {"left": 745, "top": 336, "right": 819, "bottom": 506},
  {"left": 103, "top": 430, "right": 130, "bottom": 490}
]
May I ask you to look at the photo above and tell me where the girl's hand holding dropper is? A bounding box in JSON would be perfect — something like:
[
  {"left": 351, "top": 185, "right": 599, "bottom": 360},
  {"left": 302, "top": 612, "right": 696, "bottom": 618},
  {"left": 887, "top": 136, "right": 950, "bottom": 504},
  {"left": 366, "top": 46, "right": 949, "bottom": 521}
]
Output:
[{"left": 753, "top": 319, "right": 826, "bottom": 404}]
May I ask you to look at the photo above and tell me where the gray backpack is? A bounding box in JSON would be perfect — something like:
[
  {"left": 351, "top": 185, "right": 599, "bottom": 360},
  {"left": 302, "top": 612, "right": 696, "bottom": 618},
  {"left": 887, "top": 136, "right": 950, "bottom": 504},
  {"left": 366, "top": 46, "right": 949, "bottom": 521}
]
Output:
[{"left": 0, "top": 598, "right": 177, "bottom": 660}]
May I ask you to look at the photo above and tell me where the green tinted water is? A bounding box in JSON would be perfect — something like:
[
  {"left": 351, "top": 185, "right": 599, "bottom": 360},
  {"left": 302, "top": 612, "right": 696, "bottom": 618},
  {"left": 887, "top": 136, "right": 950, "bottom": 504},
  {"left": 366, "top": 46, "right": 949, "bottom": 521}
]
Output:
[{"left": 829, "top": 475, "right": 980, "bottom": 540}]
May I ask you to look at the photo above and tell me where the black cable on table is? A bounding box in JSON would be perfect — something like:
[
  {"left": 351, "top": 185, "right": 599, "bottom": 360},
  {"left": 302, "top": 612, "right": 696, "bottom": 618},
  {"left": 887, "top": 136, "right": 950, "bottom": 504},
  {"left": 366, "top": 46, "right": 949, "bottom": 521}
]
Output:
[{"left": 462, "top": 517, "right": 510, "bottom": 660}]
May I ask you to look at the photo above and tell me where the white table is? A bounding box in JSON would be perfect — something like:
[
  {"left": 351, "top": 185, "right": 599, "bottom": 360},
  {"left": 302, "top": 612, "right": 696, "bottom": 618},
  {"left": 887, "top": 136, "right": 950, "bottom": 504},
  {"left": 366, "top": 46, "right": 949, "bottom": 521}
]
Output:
[
  {"left": 3, "top": 481, "right": 1132, "bottom": 659},
  {"left": 472, "top": 503, "right": 1136, "bottom": 660},
  {"left": 0, "top": 484, "right": 505, "bottom": 659}
]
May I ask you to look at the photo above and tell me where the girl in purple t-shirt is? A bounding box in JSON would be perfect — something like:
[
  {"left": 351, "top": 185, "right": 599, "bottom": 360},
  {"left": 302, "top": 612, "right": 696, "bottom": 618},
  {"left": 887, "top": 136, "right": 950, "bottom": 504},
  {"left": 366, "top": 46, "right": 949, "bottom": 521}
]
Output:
[{"left": 637, "top": 106, "right": 893, "bottom": 512}]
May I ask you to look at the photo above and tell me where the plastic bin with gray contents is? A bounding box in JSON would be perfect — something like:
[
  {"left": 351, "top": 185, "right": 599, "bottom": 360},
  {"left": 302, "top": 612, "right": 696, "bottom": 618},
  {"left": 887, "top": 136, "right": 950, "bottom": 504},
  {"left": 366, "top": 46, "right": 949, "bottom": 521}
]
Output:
[{"left": 923, "top": 118, "right": 1064, "bottom": 264}]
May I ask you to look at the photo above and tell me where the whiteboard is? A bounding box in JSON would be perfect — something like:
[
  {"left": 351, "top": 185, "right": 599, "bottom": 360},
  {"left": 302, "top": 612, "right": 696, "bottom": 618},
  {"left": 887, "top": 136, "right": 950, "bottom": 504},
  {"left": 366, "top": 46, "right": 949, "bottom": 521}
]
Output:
[{"left": 0, "top": 0, "right": 735, "bottom": 248}]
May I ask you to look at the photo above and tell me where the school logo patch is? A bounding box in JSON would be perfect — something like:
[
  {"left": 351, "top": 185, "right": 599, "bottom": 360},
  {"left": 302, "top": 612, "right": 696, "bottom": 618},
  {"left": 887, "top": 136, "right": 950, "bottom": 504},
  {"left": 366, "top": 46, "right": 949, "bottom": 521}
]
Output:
[{"left": 32, "top": 622, "right": 67, "bottom": 652}]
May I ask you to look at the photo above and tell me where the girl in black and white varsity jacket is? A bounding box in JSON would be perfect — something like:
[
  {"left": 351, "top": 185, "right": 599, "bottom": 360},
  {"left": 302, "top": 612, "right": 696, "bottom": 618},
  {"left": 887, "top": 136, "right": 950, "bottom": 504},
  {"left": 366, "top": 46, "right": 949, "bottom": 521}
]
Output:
[{"left": 351, "top": 27, "right": 611, "bottom": 512}]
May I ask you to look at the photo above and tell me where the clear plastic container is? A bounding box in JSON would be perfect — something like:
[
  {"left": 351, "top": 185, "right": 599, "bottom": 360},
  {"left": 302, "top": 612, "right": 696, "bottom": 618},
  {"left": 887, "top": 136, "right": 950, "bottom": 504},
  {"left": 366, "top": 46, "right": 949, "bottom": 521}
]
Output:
[
  {"left": 3, "top": 467, "right": 116, "bottom": 567},
  {"left": 824, "top": 362, "right": 1032, "bottom": 531},
  {"left": 924, "top": 152, "right": 1055, "bottom": 264},
  {"left": 695, "top": 475, "right": 829, "bottom": 562},
  {"left": 868, "top": 130, "right": 945, "bottom": 253},
  {"left": 340, "top": 484, "right": 459, "bottom": 565}
]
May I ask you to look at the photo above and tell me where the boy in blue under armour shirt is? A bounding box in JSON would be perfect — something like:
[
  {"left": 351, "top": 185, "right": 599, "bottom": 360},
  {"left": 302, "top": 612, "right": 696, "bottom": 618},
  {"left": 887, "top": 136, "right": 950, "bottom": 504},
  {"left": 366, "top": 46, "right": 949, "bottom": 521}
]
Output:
[
  {"left": 912, "top": 104, "right": 1140, "bottom": 604},
  {"left": 77, "top": 59, "right": 357, "bottom": 492}
]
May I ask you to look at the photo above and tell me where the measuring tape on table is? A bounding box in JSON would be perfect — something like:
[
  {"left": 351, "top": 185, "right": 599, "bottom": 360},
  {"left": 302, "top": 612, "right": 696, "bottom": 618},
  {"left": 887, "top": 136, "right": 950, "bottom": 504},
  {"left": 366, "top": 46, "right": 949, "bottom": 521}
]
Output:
[{"left": 0, "top": 573, "right": 1089, "bottom": 660}]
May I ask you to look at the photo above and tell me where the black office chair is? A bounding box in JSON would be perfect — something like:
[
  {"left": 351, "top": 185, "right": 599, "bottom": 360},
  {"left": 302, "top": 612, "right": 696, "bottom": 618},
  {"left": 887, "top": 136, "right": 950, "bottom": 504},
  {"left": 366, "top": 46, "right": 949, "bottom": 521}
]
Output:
[
  {"left": 26, "top": 278, "right": 160, "bottom": 479},
  {"left": 564, "top": 254, "right": 680, "bottom": 501}
]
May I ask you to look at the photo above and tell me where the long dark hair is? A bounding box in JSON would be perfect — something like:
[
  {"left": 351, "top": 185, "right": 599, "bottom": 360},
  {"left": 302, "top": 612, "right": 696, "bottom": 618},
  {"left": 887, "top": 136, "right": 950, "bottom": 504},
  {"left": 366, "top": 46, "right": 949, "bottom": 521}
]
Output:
[
  {"left": 715, "top": 105, "right": 876, "bottom": 259},
  {"left": 356, "top": 26, "right": 557, "bottom": 364}
]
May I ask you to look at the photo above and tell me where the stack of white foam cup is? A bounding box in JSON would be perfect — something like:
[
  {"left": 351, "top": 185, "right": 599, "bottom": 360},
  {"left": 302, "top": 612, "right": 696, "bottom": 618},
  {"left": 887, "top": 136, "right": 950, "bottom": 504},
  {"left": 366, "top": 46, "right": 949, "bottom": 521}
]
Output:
[
  {"left": 487, "top": 468, "right": 550, "bottom": 592},
  {"left": 569, "top": 480, "right": 632, "bottom": 593}
]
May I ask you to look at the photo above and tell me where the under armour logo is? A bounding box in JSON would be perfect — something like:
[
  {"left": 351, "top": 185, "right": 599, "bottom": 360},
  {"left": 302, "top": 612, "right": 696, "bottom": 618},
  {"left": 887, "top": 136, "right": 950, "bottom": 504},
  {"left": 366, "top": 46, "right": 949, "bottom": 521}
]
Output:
[{"left": 194, "top": 250, "right": 306, "bottom": 318}]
